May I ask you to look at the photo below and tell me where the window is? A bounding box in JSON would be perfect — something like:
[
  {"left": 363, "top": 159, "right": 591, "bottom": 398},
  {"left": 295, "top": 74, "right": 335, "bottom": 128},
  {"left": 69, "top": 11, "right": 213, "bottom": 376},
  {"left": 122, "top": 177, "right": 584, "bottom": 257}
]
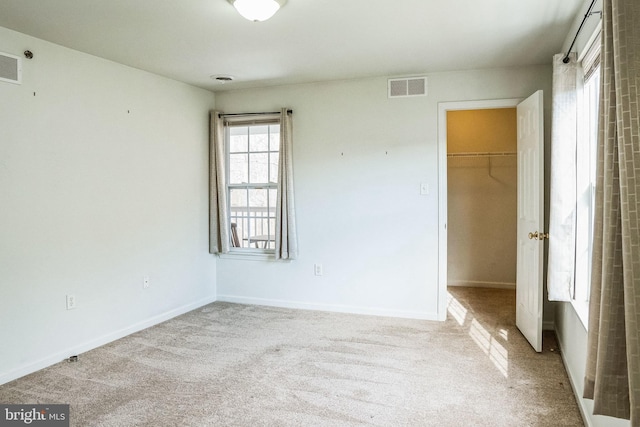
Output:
[
  {"left": 209, "top": 108, "right": 296, "bottom": 259},
  {"left": 225, "top": 118, "right": 280, "bottom": 251},
  {"left": 573, "top": 35, "right": 601, "bottom": 322}
]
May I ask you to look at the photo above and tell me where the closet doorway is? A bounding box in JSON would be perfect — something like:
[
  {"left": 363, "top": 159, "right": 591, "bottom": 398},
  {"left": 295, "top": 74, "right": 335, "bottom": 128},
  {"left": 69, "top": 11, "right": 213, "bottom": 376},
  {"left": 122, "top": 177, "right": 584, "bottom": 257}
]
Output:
[
  {"left": 437, "top": 95, "right": 545, "bottom": 352},
  {"left": 438, "top": 98, "right": 522, "bottom": 320},
  {"left": 446, "top": 107, "right": 517, "bottom": 290}
]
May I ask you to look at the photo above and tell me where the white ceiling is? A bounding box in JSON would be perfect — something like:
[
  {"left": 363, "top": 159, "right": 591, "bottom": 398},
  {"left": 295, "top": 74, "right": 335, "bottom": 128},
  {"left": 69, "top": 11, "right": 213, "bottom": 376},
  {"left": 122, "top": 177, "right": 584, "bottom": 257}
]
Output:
[{"left": 0, "top": 0, "right": 584, "bottom": 92}]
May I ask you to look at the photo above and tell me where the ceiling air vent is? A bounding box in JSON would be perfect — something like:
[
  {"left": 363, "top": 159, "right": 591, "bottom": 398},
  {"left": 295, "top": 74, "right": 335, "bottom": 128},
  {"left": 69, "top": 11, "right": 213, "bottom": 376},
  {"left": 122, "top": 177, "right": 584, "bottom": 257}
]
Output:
[
  {"left": 0, "top": 52, "right": 22, "bottom": 85},
  {"left": 388, "top": 76, "right": 427, "bottom": 98}
]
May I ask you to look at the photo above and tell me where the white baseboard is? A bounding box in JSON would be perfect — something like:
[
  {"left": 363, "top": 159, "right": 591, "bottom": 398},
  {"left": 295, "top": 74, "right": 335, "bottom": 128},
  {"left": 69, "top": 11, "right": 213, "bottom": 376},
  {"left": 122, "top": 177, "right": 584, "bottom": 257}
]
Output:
[
  {"left": 216, "top": 295, "right": 440, "bottom": 321},
  {"left": 448, "top": 280, "right": 516, "bottom": 290},
  {"left": 0, "top": 295, "right": 217, "bottom": 386},
  {"left": 555, "top": 325, "right": 593, "bottom": 427}
]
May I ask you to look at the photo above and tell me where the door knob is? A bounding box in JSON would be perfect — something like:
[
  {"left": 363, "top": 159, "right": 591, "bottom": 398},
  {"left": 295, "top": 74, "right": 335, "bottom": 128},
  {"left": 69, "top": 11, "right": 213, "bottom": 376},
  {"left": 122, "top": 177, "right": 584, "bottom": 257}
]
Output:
[{"left": 528, "top": 231, "right": 549, "bottom": 240}]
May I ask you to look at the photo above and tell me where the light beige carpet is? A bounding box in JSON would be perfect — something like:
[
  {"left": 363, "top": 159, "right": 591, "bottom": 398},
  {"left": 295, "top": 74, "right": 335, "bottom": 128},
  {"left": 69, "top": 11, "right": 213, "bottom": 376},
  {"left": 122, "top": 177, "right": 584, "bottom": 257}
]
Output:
[{"left": 0, "top": 288, "right": 584, "bottom": 426}]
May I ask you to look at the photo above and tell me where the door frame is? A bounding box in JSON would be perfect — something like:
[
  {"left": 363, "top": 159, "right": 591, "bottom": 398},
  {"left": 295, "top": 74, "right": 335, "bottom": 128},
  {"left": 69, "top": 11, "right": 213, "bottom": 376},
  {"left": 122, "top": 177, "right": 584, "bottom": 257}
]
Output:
[{"left": 437, "top": 98, "right": 522, "bottom": 321}]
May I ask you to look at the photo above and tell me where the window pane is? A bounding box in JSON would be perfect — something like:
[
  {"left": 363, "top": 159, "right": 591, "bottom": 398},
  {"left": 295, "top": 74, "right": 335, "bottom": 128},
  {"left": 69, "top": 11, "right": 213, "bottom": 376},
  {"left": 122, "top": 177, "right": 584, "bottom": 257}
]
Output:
[
  {"left": 574, "top": 64, "right": 600, "bottom": 304},
  {"left": 249, "top": 153, "right": 269, "bottom": 183},
  {"left": 250, "top": 125, "right": 269, "bottom": 151},
  {"left": 269, "top": 152, "right": 279, "bottom": 183},
  {"left": 267, "top": 188, "right": 278, "bottom": 249},
  {"left": 229, "top": 126, "right": 248, "bottom": 152},
  {"left": 229, "top": 153, "right": 248, "bottom": 184},
  {"left": 269, "top": 188, "right": 277, "bottom": 210},
  {"left": 229, "top": 188, "right": 248, "bottom": 212},
  {"left": 245, "top": 188, "right": 274, "bottom": 248},
  {"left": 248, "top": 188, "right": 268, "bottom": 209},
  {"left": 229, "top": 188, "right": 248, "bottom": 247},
  {"left": 269, "top": 125, "right": 280, "bottom": 151}
]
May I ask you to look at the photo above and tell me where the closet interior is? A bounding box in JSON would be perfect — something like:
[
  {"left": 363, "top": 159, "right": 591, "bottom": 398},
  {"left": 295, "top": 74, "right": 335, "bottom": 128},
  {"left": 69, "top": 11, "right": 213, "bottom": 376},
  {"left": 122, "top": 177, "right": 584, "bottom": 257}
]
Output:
[{"left": 447, "top": 108, "right": 518, "bottom": 290}]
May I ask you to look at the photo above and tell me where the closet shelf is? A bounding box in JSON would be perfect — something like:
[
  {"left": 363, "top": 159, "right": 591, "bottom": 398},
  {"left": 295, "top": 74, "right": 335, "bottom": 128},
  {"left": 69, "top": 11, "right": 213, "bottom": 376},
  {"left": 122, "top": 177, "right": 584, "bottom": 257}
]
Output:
[
  {"left": 447, "top": 151, "right": 516, "bottom": 158},
  {"left": 448, "top": 151, "right": 516, "bottom": 177}
]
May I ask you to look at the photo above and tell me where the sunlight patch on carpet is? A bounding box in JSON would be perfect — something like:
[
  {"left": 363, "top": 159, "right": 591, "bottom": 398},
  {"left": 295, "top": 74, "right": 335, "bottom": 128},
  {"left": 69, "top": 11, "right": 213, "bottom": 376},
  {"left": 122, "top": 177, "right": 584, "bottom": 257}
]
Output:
[
  {"left": 446, "top": 293, "right": 468, "bottom": 326},
  {"left": 448, "top": 292, "right": 509, "bottom": 378}
]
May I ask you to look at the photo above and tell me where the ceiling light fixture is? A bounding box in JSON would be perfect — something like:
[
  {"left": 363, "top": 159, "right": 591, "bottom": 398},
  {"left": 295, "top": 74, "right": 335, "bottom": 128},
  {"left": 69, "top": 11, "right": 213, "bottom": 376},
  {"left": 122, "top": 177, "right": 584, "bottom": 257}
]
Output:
[{"left": 227, "top": 0, "right": 287, "bottom": 22}]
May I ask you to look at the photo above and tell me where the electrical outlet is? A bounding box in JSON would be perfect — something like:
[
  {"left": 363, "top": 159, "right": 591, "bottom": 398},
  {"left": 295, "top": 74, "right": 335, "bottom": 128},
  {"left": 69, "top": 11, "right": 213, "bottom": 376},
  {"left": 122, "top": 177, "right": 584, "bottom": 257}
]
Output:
[
  {"left": 66, "top": 294, "right": 76, "bottom": 310},
  {"left": 314, "top": 264, "right": 323, "bottom": 276},
  {"left": 143, "top": 276, "right": 150, "bottom": 289}
]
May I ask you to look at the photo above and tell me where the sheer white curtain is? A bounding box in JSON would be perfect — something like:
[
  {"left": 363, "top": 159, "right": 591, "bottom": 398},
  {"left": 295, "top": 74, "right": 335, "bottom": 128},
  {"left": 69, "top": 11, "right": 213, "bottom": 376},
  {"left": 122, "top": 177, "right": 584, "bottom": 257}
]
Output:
[
  {"left": 209, "top": 111, "right": 230, "bottom": 255},
  {"left": 547, "top": 53, "right": 578, "bottom": 301},
  {"left": 275, "top": 108, "right": 298, "bottom": 260}
]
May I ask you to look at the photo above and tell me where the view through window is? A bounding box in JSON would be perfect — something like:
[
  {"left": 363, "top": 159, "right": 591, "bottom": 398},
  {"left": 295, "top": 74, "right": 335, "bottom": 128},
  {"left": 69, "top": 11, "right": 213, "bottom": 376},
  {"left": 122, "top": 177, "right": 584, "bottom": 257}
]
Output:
[
  {"left": 227, "top": 122, "right": 280, "bottom": 250},
  {"left": 574, "top": 55, "right": 600, "bottom": 320}
]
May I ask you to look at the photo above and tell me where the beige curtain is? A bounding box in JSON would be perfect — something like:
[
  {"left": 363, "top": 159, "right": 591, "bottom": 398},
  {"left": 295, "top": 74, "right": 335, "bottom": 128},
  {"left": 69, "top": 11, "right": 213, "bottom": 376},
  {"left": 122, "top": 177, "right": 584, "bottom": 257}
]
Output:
[
  {"left": 583, "top": 0, "right": 640, "bottom": 423},
  {"left": 547, "top": 52, "right": 578, "bottom": 302},
  {"left": 275, "top": 108, "right": 298, "bottom": 260},
  {"left": 209, "top": 111, "right": 230, "bottom": 254}
]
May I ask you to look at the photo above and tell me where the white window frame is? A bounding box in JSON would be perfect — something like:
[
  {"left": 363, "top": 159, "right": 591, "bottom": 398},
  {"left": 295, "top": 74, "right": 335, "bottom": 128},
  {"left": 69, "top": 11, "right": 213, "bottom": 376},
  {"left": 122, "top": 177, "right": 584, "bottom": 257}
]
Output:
[
  {"left": 572, "top": 30, "right": 601, "bottom": 327},
  {"left": 223, "top": 114, "right": 281, "bottom": 258}
]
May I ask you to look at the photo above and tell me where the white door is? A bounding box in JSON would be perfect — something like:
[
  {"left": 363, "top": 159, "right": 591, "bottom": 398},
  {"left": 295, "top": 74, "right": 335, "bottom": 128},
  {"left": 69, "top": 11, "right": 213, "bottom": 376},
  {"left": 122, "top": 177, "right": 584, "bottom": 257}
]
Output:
[{"left": 516, "top": 90, "right": 545, "bottom": 352}]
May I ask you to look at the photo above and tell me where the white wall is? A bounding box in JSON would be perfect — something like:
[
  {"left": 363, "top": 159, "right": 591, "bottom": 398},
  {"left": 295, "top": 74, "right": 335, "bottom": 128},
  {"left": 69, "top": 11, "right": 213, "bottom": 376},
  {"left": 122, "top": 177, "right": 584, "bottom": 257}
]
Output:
[
  {"left": 553, "top": 1, "right": 630, "bottom": 425},
  {"left": 0, "top": 27, "right": 217, "bottom": 384},
  {"left": 215, "top": 65, "right": 551, "bottom": 320}
]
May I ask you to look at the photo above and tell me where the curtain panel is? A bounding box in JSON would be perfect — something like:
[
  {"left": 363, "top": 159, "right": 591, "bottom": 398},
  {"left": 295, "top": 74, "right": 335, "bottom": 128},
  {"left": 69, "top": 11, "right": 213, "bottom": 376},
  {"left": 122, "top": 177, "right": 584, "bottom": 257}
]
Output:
[
  {"left": 547, "top": 52, "right": 578, "bottom": 302},
  {"left": 209, "top": 111, "right": 230, "bottom": 255},
  {"left": 275, "top": 108, "right": 298, "bottom": 260},
  {"left": 583, "top": 0, "right": 640, "bottom": 423}
]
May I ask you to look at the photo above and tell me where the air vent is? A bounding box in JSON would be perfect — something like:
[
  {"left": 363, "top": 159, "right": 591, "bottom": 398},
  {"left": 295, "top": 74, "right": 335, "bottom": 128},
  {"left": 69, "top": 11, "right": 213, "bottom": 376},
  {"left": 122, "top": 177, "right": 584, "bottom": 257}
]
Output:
[
  {"left": 0, "top": 52, "right": 22, "bottom": 85},
  {"left": 388, "top": 76, "right": 427, "bottom": 98},
  {"left": 210, "top": 74, "right": 235, "bottom": 84}
]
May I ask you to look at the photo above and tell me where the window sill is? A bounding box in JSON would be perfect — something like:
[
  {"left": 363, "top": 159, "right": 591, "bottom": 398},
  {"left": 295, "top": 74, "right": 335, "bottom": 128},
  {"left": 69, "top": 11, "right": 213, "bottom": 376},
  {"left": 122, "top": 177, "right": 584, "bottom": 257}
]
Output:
[
  {"left": 570, "top": 299, "right": 590, "bottom": 331},
  {"left": 218, "top": 249, "right": 275, "bottom": 262}
]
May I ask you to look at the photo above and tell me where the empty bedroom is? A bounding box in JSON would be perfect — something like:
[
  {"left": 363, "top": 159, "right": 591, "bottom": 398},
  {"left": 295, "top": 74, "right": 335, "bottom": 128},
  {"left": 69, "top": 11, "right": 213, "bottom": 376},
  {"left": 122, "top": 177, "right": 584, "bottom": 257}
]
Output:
[{"left": 0, "top": 0, "right": 638, "bottom": 426}]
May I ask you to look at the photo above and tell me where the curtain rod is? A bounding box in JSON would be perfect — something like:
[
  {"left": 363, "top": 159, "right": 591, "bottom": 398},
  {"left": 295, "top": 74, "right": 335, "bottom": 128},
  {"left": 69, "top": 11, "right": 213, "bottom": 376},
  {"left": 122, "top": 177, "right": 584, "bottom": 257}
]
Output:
[
  {"left": 218, "top": 110, "right": 292, "bottom": 118},
  {"left": 562, "top": 0, "right": 600, "bottom": 63}
]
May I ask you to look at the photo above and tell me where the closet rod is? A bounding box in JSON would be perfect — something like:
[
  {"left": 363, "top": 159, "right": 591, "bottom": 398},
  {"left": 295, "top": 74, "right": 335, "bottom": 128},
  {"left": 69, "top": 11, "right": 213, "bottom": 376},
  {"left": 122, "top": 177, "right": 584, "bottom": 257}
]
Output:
[{"left": 447, "top": 151, "right": 516, "bottom": 158}]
